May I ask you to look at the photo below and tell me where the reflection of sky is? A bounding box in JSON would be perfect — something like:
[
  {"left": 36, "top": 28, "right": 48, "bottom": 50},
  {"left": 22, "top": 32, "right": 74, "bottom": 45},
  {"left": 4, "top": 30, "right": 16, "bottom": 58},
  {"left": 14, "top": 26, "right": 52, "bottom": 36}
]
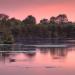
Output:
[{"left": 0, "top": 0, "right": 75, "bottom": 22}]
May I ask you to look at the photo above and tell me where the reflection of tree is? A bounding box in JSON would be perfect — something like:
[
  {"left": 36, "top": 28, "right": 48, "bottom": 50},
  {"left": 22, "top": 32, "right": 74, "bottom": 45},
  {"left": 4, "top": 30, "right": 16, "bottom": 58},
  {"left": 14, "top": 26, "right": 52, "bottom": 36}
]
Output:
[
  {"left": 0, "top": 45, "right": 37, "bottom": 63},
  {"left": 39, "top": 47, "right": 69, "bottom": 59},
  {"left": 0, "top": 45, "right": 13, "bottom": 51},
  {"left": 25, "top": 52, "right": 36, "bottom": 58},
  {"left": 21, "top": 46, "right": 36, "bottom": 58},
  {"left": 50, "top": 48, "right": 68, "bottom": 59},
  {"left": 0, "top": 52, "right": 10, "bottom": 63},
  {"left": 39, "top": 48, "right": 49, "bottom": 54},
  {"left": 23, "top": 47, "right": 36, "bottom": 59}
]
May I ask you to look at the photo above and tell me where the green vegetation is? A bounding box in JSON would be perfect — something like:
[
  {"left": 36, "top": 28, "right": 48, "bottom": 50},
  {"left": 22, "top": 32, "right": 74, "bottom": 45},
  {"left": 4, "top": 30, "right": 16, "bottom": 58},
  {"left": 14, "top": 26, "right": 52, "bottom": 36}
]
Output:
[{"left": 0, "top": 13, "right": 75, "bottom": 43}]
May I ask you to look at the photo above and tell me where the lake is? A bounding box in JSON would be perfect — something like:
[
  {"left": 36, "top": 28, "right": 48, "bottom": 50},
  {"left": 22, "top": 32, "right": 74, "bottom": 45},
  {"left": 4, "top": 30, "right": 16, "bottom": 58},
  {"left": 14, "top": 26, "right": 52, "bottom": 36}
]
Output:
[{"left": 0, "top": 43, "right": 75, "bottom": 75}]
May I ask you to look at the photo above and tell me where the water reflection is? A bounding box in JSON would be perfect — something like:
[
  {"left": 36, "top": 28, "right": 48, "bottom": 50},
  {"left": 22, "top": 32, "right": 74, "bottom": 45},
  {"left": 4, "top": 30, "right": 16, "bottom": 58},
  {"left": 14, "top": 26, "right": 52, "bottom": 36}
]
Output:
[
  {"left": 0, "top": 44, "right": 75, "bottom": 75},
  {"left": 24, "top": 52, "right": 36, "bottom": 58},
  {"left": 50, "top": 48, "right": 68, "bottom": 59},
  {"left": 0, "top": 45, "right": 73, "bottom": 63},
  {"left": 39, "top": 47, "right": 69, "bottom": 59}
]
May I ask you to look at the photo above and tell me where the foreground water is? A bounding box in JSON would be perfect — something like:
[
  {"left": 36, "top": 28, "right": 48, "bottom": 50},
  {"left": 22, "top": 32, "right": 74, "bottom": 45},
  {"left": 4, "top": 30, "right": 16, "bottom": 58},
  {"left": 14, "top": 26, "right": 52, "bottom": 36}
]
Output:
[{"left": 0, "top": 44, "right": 75, "bottom": 75}]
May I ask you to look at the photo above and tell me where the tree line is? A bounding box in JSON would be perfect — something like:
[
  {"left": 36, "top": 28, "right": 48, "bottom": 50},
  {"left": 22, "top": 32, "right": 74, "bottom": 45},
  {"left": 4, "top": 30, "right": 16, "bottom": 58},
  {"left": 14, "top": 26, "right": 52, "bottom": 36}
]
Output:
[{"left": 0, "top": 13, "right": 75, "bottom": 43}]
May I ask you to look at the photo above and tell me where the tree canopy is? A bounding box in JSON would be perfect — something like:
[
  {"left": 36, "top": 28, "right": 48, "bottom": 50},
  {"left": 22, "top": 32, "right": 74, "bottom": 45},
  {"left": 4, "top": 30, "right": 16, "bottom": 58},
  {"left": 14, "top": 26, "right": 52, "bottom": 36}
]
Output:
[{"left": 0, "top": 13, "right": 75, "bottom": 41}]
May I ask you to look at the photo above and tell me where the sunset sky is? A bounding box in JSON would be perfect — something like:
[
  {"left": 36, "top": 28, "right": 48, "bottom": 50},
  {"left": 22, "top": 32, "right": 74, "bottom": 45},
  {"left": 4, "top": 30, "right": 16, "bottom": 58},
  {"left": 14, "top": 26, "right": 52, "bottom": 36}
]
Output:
[{"left": 0, "top": 0, "right": 75, "bottom": 22}]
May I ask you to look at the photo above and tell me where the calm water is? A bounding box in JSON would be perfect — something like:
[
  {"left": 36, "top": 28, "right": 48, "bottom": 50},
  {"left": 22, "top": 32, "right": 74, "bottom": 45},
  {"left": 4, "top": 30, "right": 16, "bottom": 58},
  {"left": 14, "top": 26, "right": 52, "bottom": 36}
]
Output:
[{"left": 0, "top": 44, "right": 75, "bottom": 75}]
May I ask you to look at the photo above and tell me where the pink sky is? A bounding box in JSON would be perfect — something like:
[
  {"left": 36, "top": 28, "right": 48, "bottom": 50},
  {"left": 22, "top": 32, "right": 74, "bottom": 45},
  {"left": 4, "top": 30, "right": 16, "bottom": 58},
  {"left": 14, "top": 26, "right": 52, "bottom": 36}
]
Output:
[{"left": 0, "top": 0, "right": 75, "bottom": 22}]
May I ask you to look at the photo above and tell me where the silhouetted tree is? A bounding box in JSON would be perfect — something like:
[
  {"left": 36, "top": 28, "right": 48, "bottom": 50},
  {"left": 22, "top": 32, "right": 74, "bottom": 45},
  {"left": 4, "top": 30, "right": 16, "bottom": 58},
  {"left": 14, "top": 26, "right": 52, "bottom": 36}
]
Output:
[
  {"left": 56, "top": 14, "right": 68, "bottom": 24},
  {"left": 50, "top": 16, "right": 56, "bottom": 23},
  {"left": 0, "top": 14, "right": 9, "bottom": 20},
  {"left": 22, "top": 15, "right": 36, "bottom": 25},
  {"left": 0, "top": 13, "right": 74, "bottom": 43},
  {"left": 40, "top": 18, "right": 49, "bottom": 25},
  {"left": 0, "top": 14, "right": 9, "bottom": 26}
]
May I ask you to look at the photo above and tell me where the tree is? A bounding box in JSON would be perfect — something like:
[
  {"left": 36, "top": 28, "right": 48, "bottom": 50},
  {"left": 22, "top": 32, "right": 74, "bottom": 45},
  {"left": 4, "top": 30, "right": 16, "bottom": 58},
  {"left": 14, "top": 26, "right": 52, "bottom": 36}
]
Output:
[
  {"left": 0, "top": 14, "right": 9, "bottom": 26},
  {"left": 7, "top": 18, "right": 22, "bottom": 37},
  {"left": 8, "top": 18, "right": 21, "bottom": 26},
  {"left": 22, "top": 15, "right": 36, "bottom": 25},
  {"left": 50, "top": 16, "right": 56, "bottom": 23},
  {"left": 0, "top": 14, "right": 9, "bottom": 20},
  {"left": 55, "top": 14, "right": 68, "bottom": 24},
  {"left": 40, "top": 18, "right": 49, "bottom": 25},
  {"left": 2, "top": 32, "right": 14, "bottom": 44}
]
